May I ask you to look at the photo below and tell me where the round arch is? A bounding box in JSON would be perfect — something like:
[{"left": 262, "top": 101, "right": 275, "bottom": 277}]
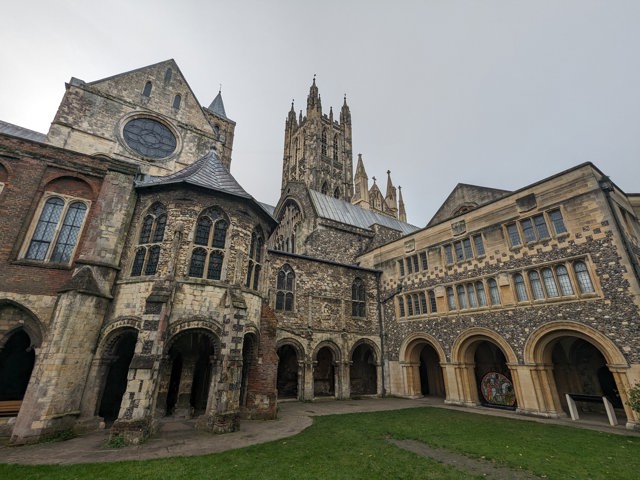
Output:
[
  {"left": 451, "top": 327, "right": 518, "bottom": 365},
  {"left": 524, "top": 321, "right": 628, "bottom": 366},
  {"left": 0, "top": 299, "right": 44, "bottom": 349},
  {"left": 276, "top": 337, "right": 306, "bottom": 359},
  {"left": 312, "top": 340, "right": 342, "bottom": 362},
  {"left": 348, "top": 338, "right": 381, "bottom": 362},
  {"left": 399, "top": 333, "right": 447, "bottom": 365}
]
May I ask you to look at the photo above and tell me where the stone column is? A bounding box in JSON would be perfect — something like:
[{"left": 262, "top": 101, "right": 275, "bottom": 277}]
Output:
[
  {"left": 173, "top": 355, "right": 197, "bottom": 418},
  {"left": 401, "top": 361, "right": 420, "bottom": 398}
]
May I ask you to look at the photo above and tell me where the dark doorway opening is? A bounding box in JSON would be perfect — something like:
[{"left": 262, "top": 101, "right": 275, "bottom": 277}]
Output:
[
  {"left": 98, "top": 331, "right": 137, "bottom": 423},
  {"left": 277, "top": 345, "right": 298, "bottom": 399},
  {"left": 350, "top": 344, "right": 376, "bottom": 395}
]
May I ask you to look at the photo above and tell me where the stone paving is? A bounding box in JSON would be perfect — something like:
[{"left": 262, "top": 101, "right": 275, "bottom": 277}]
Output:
[{"left": 0, "top": 397, "right": 636, "bottom": 465}]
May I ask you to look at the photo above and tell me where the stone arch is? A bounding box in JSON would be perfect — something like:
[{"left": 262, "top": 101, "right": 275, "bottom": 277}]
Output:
[
  {"left": 451, "top": 328, "right": 519, "bottom": 407},
  {"left": 524, "top": 321, "right": 627, "bottom": 366},
  {"left": 166, "top": 318, "right": 222, "bottom": 341},
  {"left": 43, "top": 174, "right": 96, "bottom": 199},
  {"left": 96, "top": 327, "right": 138, "bottom": 423},
  {"left": 349, "top": 338, "right": 380, "bottom": 396},
  {"left": 0, "top": 299, "right": 44, "bottom": 349},
  {"left": 399, "top": 333, "right": 447, "bottom": 398},
  {"left": 96, "top": 317, "right": 141, "bottom": 356},
  {"left": 313, "top": 341, "right": 341, "bottom": 398},
  {"left": 523, "top": 321, "right": 633, "bottom": 423},
  {"left": 276, "top": 338, "right": 305, "bottom": 400},
  {"left": 162, "top": 327, "right": 220, "bottom": 417}
]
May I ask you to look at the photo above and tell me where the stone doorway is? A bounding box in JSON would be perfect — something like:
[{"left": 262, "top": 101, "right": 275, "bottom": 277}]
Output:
[
  {"left": 418, "top": 344, "right": 445, "bottom": 397},
  {"left": 474, "top": 341, "right": 516, "bottom": 409},
  {"left": 350, "top": 343, "right": 376, "bottom": 396},
  {"left": 551, "top": 337, "right": 622, "bottom": 415},
  {"left": 163, "top": 330, "right": 216, "bottom": 418},
  {"left": 314, "top": 347, "right": 335, "bottom": 397},
  {"left": 0, "top": 328, "right": 35, "bottom": 404},
  {"left": 97, "top": 330, "right": 137, "bottom": 424},
  {"left": 277, "top": 344, "right": 299, "bottom": 399}
]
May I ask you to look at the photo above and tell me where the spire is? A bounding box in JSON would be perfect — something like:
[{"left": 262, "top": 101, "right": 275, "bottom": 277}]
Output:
[
  {"left": 352, "top": 153, "right": 370, "bottom": 208},
  {"left": 287, "top": 99, "right": 297, "bottom": 127},
  {"left": 398, "top": 186, "right": 407, "bottom": 222},
  {"left": 354, "top": 153, "right": 367, "bottom": 179},
  {"left": 340, "top": 94, "right": 351, "bottom": 124},
  {"left": 307, "top": 75, "right": 321, "bottom": 112},
  {"left": 208, "top": 89, "right": 227, "bottom": 118},
  {"left": 385, "top": 170, "right": 398, "bottom": 217}
]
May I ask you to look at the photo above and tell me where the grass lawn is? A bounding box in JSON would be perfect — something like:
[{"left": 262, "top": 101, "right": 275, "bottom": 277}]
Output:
[{"left": 1, "top": 407, "right": 638, "bottom": 479}]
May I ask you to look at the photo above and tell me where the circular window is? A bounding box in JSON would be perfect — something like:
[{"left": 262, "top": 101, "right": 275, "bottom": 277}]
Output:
[{"left": 122, "top": 118, "right": 177, "bottom": 159}]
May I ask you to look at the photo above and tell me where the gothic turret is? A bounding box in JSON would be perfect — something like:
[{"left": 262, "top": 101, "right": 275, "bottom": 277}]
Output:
[
  {"left": 385, "top": 170, "right": 399, "bottom": 218},
  {"left": 352, "top": 153, "right": 370, "bottom": 209},
  {"left": 398, "top": 186, "right": 407, "bottom": 222}
]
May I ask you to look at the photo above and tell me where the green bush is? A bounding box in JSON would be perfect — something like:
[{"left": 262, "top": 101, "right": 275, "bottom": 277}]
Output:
[{"left": 626, "top": 383, "right": 640, "bottom": 413}]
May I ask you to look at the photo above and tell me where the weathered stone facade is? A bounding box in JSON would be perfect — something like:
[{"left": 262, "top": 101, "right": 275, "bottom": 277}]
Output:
[{"left": 1, "top": 59, "right": 640, "bottom": 448}]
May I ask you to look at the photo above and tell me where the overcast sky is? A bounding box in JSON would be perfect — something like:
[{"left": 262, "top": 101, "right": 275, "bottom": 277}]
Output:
[{"left": 2, "top": 1, "right": 640, "bottom": 225}]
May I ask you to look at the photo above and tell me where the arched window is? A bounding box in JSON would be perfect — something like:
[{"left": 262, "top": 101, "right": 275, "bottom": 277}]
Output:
[
  {"left": 446, "top": 287, "right": 456, "bottom": 310},
  {"left": 542, "top": 268, "right": 559, "bottom": 297},
  {"left": 556, "top": 265, "right": 574, "bottom": 295},
  {"left": 333, "top": 135, "right": 338, "bottom": 161},
  {"left": 333, "top": 187, "right": 340, "bottom": 199},
  {"left": 466, "top": 283, "right": 478, "bottom": 308},
  {"left": 276, "top": 264, "right": 295, "bottom": 311},
  {"left": 574, "top": 261, "right": 595, "bottom": 293},
  {"left": 173, "top": 94, "right": 181, "bottom": 110},
  {"left": 246, "top": 228, "right": 264, "bottom": 290},
  {"left": 130, "top": 203, "right": 166, "bottom": 277},
  {"left": 428, "top": 290, "right": 437, "bottom": 313},
  {"left": 419, "top": 292, "right": 427, "bottom": 314},
  {"left": 142, "top": 81, "right": 152, "bottom": 97},
  {"left": 24, "top": 196, "right": 89, "bottom": 264},
  {"left": 514, "top": 274, "right": 528, "bottom": 301},
  {"left": 321, "top": 182, "right": 329, "bottom": 195},
  {"left": 528, "top": 271, "right": 544, "bottom": 300},
  {"left": 476, "top": 281, "right": 487, "bottom": 307},
  {"left": 457, "top": 285, "right": 468, "bottom": 309},
  {"left": 397, "top": 296, "right": 406, "bottom": 317},
  {"left": 164, "top": 68, "right": 173, "bottom": 83},
  {"left": 488, "top": 278, "right": 500, "bottom": 305},
  {"left": 351, "top": 278, "right": 366, "bottom": 317},
  {"left": 321, "top": 129, "right": 327, "bottom": 156},
  {"left": 188, "top": 207, "right": 228, "bottom": 281}
]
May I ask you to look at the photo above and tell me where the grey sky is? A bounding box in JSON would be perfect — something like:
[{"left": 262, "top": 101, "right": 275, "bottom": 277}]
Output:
[{"left": 2, "top": 1, "right": 639, "bottom": 225}]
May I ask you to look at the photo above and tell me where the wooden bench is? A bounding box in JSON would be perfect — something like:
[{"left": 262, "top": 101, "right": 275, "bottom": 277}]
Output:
[
  {"left": 565, "top": 393, "right": 618, "bottom": 426},
  {"left": 0, "top": 400, "right": 22, "bottom": 416}
]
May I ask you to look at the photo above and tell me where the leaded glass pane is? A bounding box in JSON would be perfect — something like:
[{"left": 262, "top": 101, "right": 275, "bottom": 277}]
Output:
[
  {"left": 574, "top": 261, "right": 594, "bottom": 293},
  {"left": 144, "top": 245, "right": 160, "bottom": 275},
  {"left": 26, "top": 197, "right": 64, "bottom": 260},
  {"left": 429, "top": 290, "right": 437, "bottom": 313},
  {"left": 454, "top": 241, "right": 464, "bottom": 262},
  {"left": 285, "top": 269, "right": 294, "bottom": 291},
  {"left": 476, "top": 281, "right": 487, "bottom": 306},
  {"left": 514, "top": 274, "right": 528, "bottom": 301},
  {"left": 398, "top": 297, "right": 405, "bottom": 317},
  {"left": 534, "top": 214, "right": 550, "bottom": 239},
  {"left": 488, "top": 278, "right": 500, "bottom": 305},
  {"left": 131, "top": 248, "right": 146, "bottom": 276},
  {"left": 188, "top": 248, "right": 206, "bottom": 277},
  {"left": 556, "top": 265, "right": 574, "bottom": 295},
  {"left": 276, "top": 291, "right": 284, "bottom": 310},
  {"left": 406, "top": 257, "right": 413, "bottom": 274},
  {"left": 398, "top": 260, "right": 405, "bottom": 276},
  {"left": 51, "top": 202, "right": 87, "bottom": 263},
  {"left": 507, "top": 224, "right": 521, "bottom": 246},
  {"left": 542, "top": 268, "right": 559, "bottom": 297},
  {"left": 277, "top": 269, "right": 285, "bottom": 289},
  {"left": 253, "top": 264, "right": 261, "bottom": 290},
  {"left": 447, "top": 287, "right": 456, "bottom": 310},
  {"left": 123, "top": 118, "right": 176, "bottom": 159},
  {"left": 212, "top": 220, "right": 228, "bottom": 248},
  {"left": 285, "top": 292, "right": 293, "bottom": 311},
  {"left": 153, "top": 214, "right": 167, "bottom": 243},
  {"left": 207, "top": 252, "right": 223, "bottom": 280},
  {"left": 412, "top": 255, "right": 419, "bottom": 272},
  {"left": 473, "top": 235, "right": 485, "bottom": 256},
  {"left": 457, "top": 285, "right": 468, "bottom": 309},
  {"left": 413, "top": 295, "right": 420, "bottom": 315},
  {"left": 467, "top": 284, "right": 478, "bottom": 308},
  {"left": 420, "top": 251, "right": 428, "bottom": 270},
  {"left": 407, "top": 295, "right": 414, "bottom": 316},
  {"left": 255, "top": 237, "right": 264, "bottom": 263},
  {"left": 444, "top": 245, "right": 453, "bottom": 264},
  {"left": 549, "top": 210, "right": 567, "bottom": 234},
  {"left": 195, "top": 217, "right": 211, "bottom": 245},
  {"left": 463, "top": 238, "right": 473, "bottom": 259},
  {"left": 140, "top": 215, "right": 154, "bottom": 244},
  {"left": 521, "top": 218, "right": 535, "bottom": 243},
  {"left": 529, "top": 271, "right": 544, "bottom": 299},
  {"left": 420, "top": 292, "right": 427, "bottom": 313}
]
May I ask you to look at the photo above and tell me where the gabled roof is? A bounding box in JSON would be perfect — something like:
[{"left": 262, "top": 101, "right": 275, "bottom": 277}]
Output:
[
  {"left": 308, "top": 189, "right": 419, "bottom": 235},
  {"left": 136, "top": 147, "right": 275, "bottom": 223},
  {"left": 0, "top": 120, "right": 47, "bottom": 143},
  {"left": 427, "top": 183, "right": 512, "bottom": 226}
]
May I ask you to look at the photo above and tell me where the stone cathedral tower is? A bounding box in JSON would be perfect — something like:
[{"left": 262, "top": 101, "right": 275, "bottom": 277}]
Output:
[{"left": 281, "top": 77, "right": 353, "bottom": 201}]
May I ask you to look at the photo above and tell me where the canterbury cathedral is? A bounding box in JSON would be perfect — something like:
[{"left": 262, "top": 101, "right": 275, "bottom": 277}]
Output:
[{"left": 1, "top": 60, "right": 639, "bottom": 444}]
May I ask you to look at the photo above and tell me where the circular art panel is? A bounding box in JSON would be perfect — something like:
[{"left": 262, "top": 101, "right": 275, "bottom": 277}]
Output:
[
  {"left": 122, "top": 118, "right": 177, "bottom": 159},
  {"left": 480, "top": 372, "right": 516, "bottom": 406}
]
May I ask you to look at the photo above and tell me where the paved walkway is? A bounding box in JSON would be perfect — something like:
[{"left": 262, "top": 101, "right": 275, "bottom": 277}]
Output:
[{"left": 0, "top": 397, "right": 636, "bottom": 465}]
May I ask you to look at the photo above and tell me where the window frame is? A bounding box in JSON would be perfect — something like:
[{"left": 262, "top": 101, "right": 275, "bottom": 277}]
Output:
[{"left": 21, "top": 192, "right": 91, "bottom": 266}]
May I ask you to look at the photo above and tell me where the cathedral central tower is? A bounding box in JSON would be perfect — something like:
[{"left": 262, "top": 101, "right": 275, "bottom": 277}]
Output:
[{"left": 281, "top": 77, "right": 353, "bottom": 201}]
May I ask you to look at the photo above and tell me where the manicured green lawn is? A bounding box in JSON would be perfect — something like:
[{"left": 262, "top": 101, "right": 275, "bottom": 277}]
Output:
[{"left": 2, "top": 407, "right": 639, "bottom": 479}]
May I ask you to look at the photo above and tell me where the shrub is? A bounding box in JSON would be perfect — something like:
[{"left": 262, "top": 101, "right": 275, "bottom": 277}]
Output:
[{"left": 626, "top": 383, "right": 640, "bottom": 413}]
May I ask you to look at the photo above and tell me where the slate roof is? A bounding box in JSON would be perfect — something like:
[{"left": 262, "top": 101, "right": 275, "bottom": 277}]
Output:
[
  {"left": 0, "top": 120, "right": 47, "bottom": 143},
  {"left": 208, "top": 91, "right": 227, "bottom": 118},
  {"left": 136, "top": 147, "right": 275, "bottom": 222},
  {"left": 308, "top": 189, "right": 419, "bottom": 235}
]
